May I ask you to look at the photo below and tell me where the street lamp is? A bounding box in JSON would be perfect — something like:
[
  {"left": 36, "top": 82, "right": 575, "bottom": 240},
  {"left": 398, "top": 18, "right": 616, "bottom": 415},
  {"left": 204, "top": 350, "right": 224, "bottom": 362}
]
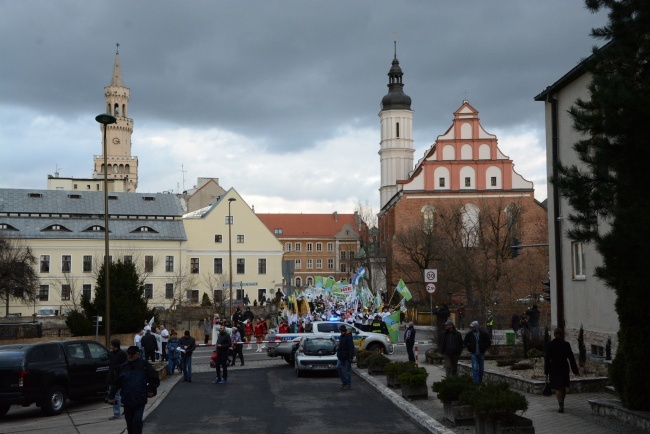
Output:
[
  {"left": 95, "top": 113, "right": 116, "bottom": 347},
  {"left": 228, "top": 197, "right": 236, "bottom": 319}
]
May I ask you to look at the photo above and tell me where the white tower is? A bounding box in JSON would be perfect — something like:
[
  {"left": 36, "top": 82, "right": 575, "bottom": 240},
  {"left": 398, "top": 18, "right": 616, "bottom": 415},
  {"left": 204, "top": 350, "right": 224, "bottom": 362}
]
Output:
[
  {"left": 93, "top": 45, "right": 138, "bottom": 192},
  {"left": 379, "top": 42, "right": 414, "bottom": 209}
]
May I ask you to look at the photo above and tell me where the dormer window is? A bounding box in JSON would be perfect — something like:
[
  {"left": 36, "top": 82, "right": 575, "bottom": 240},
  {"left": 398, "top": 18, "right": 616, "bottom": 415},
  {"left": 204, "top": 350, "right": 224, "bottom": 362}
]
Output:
[
  {"left": 131, "top": 226, "right": 158, "bottom": 233},
  {"left": 84, "top": 225, "right": 106, "bottom": 232},
  {"left": 143, "top": 196, "right": 155, "bottom": 202},
  {"left": 28, "top": 193, "right": 42, "bottom": 198},
  {"left": 68, "top": 194, "right": 81, "bottom": 199},
  {"left": 0, "top": 223, "right": 18, "bottom": 231},
  {"left": 109, "top": 195, "right": 118, "bottom": 200},
  {"left": 43, "top": 224, "right": 71, "bottom": 232},
  {"left": 274, "top": 228, "right": 283, "bottom": 235}
]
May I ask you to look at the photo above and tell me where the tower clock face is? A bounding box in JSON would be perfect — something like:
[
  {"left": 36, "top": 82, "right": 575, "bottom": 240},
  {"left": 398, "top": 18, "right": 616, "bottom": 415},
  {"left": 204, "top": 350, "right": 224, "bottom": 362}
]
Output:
[{"left": 112, "top": 138, "right": 120, "bottom": 144}]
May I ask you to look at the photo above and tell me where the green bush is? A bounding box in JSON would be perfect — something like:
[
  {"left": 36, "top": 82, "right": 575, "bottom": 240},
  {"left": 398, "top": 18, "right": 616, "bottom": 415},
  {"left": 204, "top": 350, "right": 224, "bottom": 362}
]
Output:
[
  {"left": 367, "top": 353, "right": 391, "bottom": 369},
  {"left": 460, "top": 382, "right": 528, "bottom": 418},
  {"left": 496, "top": 358, "right": 518, "bottom": 367},
  {"left": 65, "top": 310, "right": 94, "bottom": 336},
  {"left": 356, "top": 350, "right": 375, "bottom": 366},
  {"left": 526, "top": 348, "right": 544, "bottom": 359},
  {"left": 398, "top": 368, "right": 428, "bottom": 387},
  {"left": 432, "top": 375, "right": 477, "bottom": 402},
  {"left": 578, "top": 325, "right": 586, "bottom": 367},
  {"left": 510, "top": 361, "right": 534, "bottom": 370},
  {"left": 605, "top": 337, "right": 612, "bottom": 361},
  {"left": 384, "top": 361, "right": 418, "bottom": 377}
]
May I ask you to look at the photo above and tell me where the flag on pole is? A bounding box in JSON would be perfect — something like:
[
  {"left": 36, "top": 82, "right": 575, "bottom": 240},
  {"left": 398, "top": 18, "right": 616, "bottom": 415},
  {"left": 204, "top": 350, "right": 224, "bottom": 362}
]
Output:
[
  {"left": 324, "top": 277, "right": 336, "bottom": 289},
  {"left": 148, "top": 316, "right": 155, "bottom": 326},
  {"left": 314, "top": 276, "right": 324, "bottom": 288},
  {"left": 352, "top": 266, "right": 366, "bottom": 285},
  {"left": 383, "top": 311, "right": 401, "bottom": 343},
  {"left": 395, "top": 278, "right": 412, "bottom": 301}
]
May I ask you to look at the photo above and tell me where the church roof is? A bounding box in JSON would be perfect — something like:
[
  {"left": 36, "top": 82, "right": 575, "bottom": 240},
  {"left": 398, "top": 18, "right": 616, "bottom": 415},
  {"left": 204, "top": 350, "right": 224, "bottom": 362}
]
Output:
[
  {"left": 380, "top": 42, "right": 411, "bottom": 111},
  {"left": 110, "top": 52, "right": 124, "bottom": 87}
]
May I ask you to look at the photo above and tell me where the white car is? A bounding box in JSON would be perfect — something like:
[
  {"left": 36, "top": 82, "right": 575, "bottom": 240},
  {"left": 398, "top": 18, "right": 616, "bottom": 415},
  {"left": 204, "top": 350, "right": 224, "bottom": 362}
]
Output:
[
  {"left": 36, "top": 307, "right": 56, "bottom": 317},
  {"left": 294, "top": 335, "right": 338, "bottom": 377}
]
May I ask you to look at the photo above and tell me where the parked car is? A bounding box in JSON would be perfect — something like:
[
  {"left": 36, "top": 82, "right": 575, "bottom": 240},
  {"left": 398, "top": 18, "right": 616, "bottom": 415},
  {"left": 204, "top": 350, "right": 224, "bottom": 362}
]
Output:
[
  {"left": 0, "top": 340, "right": 111, "bottom": 417},
  {"left": 4, "top": 313, "right": 21, "bottom": 318},
  {"left": 36, "top": 307, "right": 56, "bottom": 317},
  {"left": 293, "top": 336, "right": 338, "bottom": 377}
]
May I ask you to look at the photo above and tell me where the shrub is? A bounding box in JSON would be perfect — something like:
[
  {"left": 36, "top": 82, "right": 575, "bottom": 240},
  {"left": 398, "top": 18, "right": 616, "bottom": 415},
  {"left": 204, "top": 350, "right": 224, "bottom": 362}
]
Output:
[
  {"left": 460, "top": 382, "right": 528, "bottom": 418},
  {"left": 367, "top": 353, "right": 391, "bottom": 369},
  {"left": 578, "top": 325, "right": 586, "bottom": 367},
  {"left": 398, "top": 368, "right": 428, "bottom": 387},
  {"left": 605, "top": 337, "right": 612, "bottom": 361},
  {"left": 65, "top": 310, "right": 94, "bottom": 336},
  {"left": 384, "top": 361, "right": 418, "bottom": 377},
  {"left": 526, "top": 348, "right": 544, "bottom": 359},
  {"left": 432, "top": 375, "right": 477, "bottom": 402},
  {"left": 510, "top": 361, "right": 534, "bottom": 370},
  {"left": 356, "top": 350, "right": 375, "bottom": 366},
  {"left": 496, "top": 359, "right": 518, "bottom": 367}
]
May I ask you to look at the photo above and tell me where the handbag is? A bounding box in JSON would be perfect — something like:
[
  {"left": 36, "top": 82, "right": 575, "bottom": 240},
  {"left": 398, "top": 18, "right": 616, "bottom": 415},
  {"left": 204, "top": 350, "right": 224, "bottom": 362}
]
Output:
[
  {"left": 542, "top": 381, "right": 552, "bottom": 396},
  {"left": 210, "top": 351, "right": 217, "bottom": 368}
]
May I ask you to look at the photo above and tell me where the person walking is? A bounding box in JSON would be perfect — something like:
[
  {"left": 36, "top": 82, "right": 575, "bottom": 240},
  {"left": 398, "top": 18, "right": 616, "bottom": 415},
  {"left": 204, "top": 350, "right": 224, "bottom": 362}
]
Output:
[
  {"left": 440, "top": 320, "right": 464, "bottom": 377},
  {"left": 213, "top": 325, "right": 232, "bottom": 383},
  {"left": 463, "top": 321, "right": 491, "bottom": 383},
  {"left": 107, "top": 346, "right": 159, "bottom": 434},
  {"left": 179, "top": 330, "right": 196, "bottom": 382},
  {"left": 336, "top": 324, "right": 355, "bottom": 390},
  {"left": 544, "top": 328, "right": 580, "bottom": 413},
  {"left": 404, "top": 322, "right": 416, "bottom": 362},
  {"left": 159, "top": 325, "right": 169, "bottom": 362},
  {"left": 526, "top": 304, "right": 541, "bottom": 340},
  {"left": 254, "top": 317, "right": 267, "bottom": 352},
  {"left": 203, "top": 318, "right": 211, "bottom": 345},
  {"left": 231, "top": 327, "right": 244, "bottom": 366},
  {"left": 140, "top": 329, "right": 157, "bottom": 362},
  {"left": 166, "top": 330, "right": 180, "bottom": 375},
  {"left": 107, "top": 339, "right": 127, "bottom": 420}
]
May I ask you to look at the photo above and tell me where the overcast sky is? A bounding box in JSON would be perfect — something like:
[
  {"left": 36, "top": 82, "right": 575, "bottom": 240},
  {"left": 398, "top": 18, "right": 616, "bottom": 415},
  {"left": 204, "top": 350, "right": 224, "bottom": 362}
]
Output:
[{"left": 0, "top": 1, "right": 606, "bottom": 214}]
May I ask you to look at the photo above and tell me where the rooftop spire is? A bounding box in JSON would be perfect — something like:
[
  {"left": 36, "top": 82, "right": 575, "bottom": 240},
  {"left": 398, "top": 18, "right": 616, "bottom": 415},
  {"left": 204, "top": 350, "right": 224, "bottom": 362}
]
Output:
[{"left": 110, "top": 44, "right": 124, "bottom": 87}]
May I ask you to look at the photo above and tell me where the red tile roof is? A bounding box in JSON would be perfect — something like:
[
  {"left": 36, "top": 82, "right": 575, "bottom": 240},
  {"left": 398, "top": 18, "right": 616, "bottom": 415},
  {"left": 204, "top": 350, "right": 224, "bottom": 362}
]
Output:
[{"left": 257, "top": 213, "right": 358, "bottom": 238}]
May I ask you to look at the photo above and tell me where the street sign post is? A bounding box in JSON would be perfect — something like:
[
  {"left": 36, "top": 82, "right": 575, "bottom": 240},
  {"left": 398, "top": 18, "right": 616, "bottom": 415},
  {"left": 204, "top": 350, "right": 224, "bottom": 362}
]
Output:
[
  {"left": 424, "top": 269, "right": 438, "bottom": 283},
  {"left": 426, "top": 283, "right": 437, "bottom": 294}
]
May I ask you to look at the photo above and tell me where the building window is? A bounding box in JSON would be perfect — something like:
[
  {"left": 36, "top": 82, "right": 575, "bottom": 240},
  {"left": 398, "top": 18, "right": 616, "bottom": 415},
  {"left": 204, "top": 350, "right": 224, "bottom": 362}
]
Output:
[
  {"left": 307, "top": 243, "right": 313, "bottom": 252},
  {"left": 316, "top": 243, "right": 322, "bottom": 252},
  {"left": 327, "top": 259, "right": 334, "bottom": 269},
  {"left": 591, "top": 345, "right": 604, "bottom": 357},
  {"left": 295, "top": 259, "right": 301, "bottom": 269},
  {"left": 327, "top": 243, "right": 334, "bottom": 252},
  {"left": 165, "top": 283, "right": 174, "bottom": 299},
  {"left": 214, "top": 234, "right": 223, "bottom": 243},
  {"left": 237, "top": 235, "right": 245, "bottom": 243},
  {"left": 61, "top": 255, "right": 71, "bottom": 273},
  {"left": 295, "top": 277, "right": 302, "bottom": 287},
  {"left": 316, "top": 259, "right": 322, "bottom": 269},
  {"left": 213, "top": 289, "right": 223, "bottom": 303},
  {"left": 236, "top": 258, "right": 245, "bottom": 274},
  {"left": 190, "top": 258, "right": 199, "bottom": 274},
  {"left": 82, "top": 284, "right": 92, "bottom": 300},
  {"left": 38, "top": 285, "right": 49, "bottom": 301},
  {"left": 349, "top": 251, "right": 355, "bottom": 260},
  {"left": 307, "top": 259, "right": 313, "bottom": 269},
  {"left": 461, "top": 203, "right": 480, "bottom": 248},
  {"left": 572, "top": 242, "right": 586, "bottom": 279},
  {"left": 340, "top": 251, "right": 347, "bottom": 260},
  {"left": 165, "top": 256, "right": 174, "bottom": 273},
  {"left": 307, "top": 277, "right": 313, "bottom": 286},
  {"left": 285, "top": 242, "right": 291, "bottom": 252},
  {"left": 225, "top": 215, "right": 234, "bottom": 225},
  {"left": 258, "top": 258, "right": 267, "bottom": 274},
  {"left": 396, "top": 122, "right": 400, "bottom": 138},
  {"left": 144, "top": 283, "right": 154, "bottom": 299},
  {"left": 423, "top": 205, "right": 435, "bottom": 231},
  {"left": 340, "top": 263, "right": 347, "bottom": 273},
  {"left": 186, "top": 290, "right": 199, "bottom": 303},
  {"left": 274, "top": 228, "right": 282, "bottom": 235},
  {"left": 258, "top": 288, "right": 267, "bottom": 301},
  {"left": 83, "top": 255, "right": 92, "bottom": 273},
  {"left": 295, "top": 243, "right": 301, "bottom": 252},
  {"left": 439, "top": 177, "right": 445, "bottom": 187},
  {"left": 40, "top": 255, "right": 50, "bottom": 273},
  {"left": 123, "top": 255, "right": 132, "bottom": 265},
  {"left": 144, "top": 255, "right": 154, "bottom": 273},
  {"left": 61, "top": 284, "right": 71, "bottom": 301},
  {"left": 465, "top": 177, "right": 471, "bottom": 187},
  {"left": 491, "top": 176, "right": 497, "bottom": 187},
  {"left": 236, "top": 289, "right": 244, "bottom": 300},
  {"left": 214, "top": 258, "right": 223, "bottom": 274}
]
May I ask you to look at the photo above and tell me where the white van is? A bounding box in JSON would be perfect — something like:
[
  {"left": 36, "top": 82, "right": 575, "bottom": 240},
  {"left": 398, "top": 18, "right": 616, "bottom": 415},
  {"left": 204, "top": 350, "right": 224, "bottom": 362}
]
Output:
[{"left": 36, "top": 307, "right": 56, "bottom": 317}]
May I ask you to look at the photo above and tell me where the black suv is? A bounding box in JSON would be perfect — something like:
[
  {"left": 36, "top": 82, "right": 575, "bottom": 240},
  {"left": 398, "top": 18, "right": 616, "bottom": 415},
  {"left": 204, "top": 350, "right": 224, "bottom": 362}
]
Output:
[{"left": 0, "top": 340, "right": 110, "bottom": 417}]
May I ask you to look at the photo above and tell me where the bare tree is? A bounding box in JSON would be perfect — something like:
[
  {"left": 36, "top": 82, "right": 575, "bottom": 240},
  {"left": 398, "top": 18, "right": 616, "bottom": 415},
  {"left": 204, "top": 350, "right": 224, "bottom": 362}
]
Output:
[
  {"left": 0, "top": 236, "right": 39, "bottom": 316},
  {"left": 354, "top": 200, "right": 386, "bottom": 295}
]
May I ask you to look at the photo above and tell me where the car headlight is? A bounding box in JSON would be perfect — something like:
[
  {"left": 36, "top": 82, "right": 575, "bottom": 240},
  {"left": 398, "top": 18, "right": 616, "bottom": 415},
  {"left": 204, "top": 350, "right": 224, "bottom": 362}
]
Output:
[{"left": 384, "top": 336, "right": 391, "bottom": 343}]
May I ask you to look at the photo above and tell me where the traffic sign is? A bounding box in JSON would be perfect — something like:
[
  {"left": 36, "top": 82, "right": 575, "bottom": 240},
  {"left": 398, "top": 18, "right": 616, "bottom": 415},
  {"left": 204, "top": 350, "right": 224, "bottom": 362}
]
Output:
[
  {"left": 426, "top": 283, "right": 437, "bottom": 294},
  {"left": 424, "top": 269, "right": 438, "bottom": 283}
]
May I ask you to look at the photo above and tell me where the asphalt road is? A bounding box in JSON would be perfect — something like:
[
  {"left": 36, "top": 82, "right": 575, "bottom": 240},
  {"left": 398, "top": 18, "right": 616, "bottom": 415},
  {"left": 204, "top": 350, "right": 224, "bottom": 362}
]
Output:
[{"left": 143, "top": 364, "right": 428, "bottom": 434}]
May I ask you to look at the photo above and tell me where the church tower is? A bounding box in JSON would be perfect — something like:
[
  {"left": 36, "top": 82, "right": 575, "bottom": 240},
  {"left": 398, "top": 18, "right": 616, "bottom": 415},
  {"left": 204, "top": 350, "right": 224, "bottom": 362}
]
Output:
[
  {"left": 93, "top": 45, "right": 138, "bottom": 192},
  {"left": 379, "top": 42, "right": 414, "bottom": 209}
]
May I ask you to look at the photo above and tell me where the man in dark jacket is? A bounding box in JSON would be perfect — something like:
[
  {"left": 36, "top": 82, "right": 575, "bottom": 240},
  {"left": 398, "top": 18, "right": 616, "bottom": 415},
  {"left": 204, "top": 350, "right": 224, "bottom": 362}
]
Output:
[
  {"left": 213, "top": 325, "right": 232, "bottom": 383},
  {"left": 243, "top": 307, "right": 254, "bottom": 323},
  {"left": 463, "top": 320, "right": 491, "bottom": 383},
  {"left": 107, "top": 339, "right": 128, "bottom": 420},
  {"left": 526, "top": 304, "right": 541, "bottom": 339},
  {"left": 178, "top": 330, "right": 196, "bottom": 382},
  {"left": 404, "top": 322, "right": 416, "bottom": 362},
  {"left": 433, "top": 303, "right": 451, "bottom": 349},
  {"left": 108, "top": 346, "right": 159, "bottom": 434},
  {"left": 440, "top": 320, "right": 464, "bottom": 377},
  {"left": 140, "top": 330, "right": 157, "bottom": 362},
  {"left": 336, "top": 324, "right": 355, "bottom": 390},
  {"left": 370, "top": 315, "right": 389, "bottom": 336}
]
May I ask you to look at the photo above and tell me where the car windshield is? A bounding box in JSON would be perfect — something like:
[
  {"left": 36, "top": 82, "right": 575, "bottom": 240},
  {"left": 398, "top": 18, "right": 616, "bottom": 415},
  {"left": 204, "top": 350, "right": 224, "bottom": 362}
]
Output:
[{"left": 303, "top": 339, "right": 336, "bottom": 356}]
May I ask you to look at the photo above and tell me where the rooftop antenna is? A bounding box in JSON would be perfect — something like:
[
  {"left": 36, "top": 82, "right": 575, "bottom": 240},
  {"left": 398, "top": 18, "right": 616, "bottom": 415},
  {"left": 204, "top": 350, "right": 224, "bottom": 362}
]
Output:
[
  {"left": 178, "top": 164, "right": 187, "bottom": 192},
  {"left": 393, "top": 31, "right": 397, "bottom": 58},
  {"left": 463, "top": 90, "right": 469, "bottom": 103},
  {"left": 55, "top": 164, "right": 61, "bottom": 177},
  {"left": 116, "top": 43, "right": 119, "bottom": 55}
]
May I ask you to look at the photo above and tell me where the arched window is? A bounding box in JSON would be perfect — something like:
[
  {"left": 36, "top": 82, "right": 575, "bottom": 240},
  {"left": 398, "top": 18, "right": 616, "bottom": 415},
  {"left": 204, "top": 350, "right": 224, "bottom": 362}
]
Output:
[
  {"left": 505, "top": 203, "right": 521, "bottom": 240},
  {"left": 307, "top": 277, "right": 313, "bottom": 287},
  {"left": 122, "top": 104, "right": 126, "bottom": 117},
  {"left": 119, "top": 164, "right": 124, "bottom": 174},
  {"left": 422, "top": 205, "right": 435, "bottom": 232},
  {"left": 461, "top": 203, "right": 480, "bottom": 247},
  {"left": 113, "top": 103, "right": 119, "bottom": 117},
  {"left": 459, "top": 166, "right": 476, "bottom": 189},
  {"left": 396, "top": 122, "right": 400, "bottom": 138},
  {"left": 461, "top": 144, "right": 473, "bottom": 160},
  {"left": 442, "top": 145, "right": 455, "bottom": 160},
  {"left": 125, "top": 164, "right": 130, "bottom": 173},
  {"left": 113, "top": 165, "right": 118, "bottom": 174},
  {"left": 295, "top": 277, "right": 302, "bottom": 287}
]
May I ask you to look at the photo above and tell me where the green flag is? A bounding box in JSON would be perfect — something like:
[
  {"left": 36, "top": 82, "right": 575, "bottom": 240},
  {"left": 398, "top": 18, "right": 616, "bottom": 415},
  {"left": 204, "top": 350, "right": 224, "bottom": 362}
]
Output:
[
  {"left": 395, "top": 278, "right": 412, "bottom": 301},
  {"left": 383, "top": 311, "right": 401, "bottom": 343},
  {"left": 324, "top": 277, "right": 336, "bottom": 289}
]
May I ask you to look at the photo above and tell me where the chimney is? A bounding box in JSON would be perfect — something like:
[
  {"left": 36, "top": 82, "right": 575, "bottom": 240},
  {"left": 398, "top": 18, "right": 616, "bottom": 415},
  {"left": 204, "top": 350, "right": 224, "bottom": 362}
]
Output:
[{"left": 333, "top": 211, "right": 338, "bottom": 222}]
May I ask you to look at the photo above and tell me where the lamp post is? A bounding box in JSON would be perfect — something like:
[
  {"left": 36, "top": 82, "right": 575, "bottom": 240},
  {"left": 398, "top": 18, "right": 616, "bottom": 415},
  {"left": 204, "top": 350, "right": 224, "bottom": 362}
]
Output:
[
  {"left": 95, "top": 113, "right": 116, "bottom": 347},
  {"left": 228, "top": 198, "right": 236, "bottom": 319}
]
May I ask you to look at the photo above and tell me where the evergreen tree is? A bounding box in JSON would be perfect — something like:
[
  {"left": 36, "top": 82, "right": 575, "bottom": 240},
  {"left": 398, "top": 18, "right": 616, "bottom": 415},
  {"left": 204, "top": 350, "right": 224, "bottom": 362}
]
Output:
[
  {"left": 553, "top": 0, "right": 650, "bottom": 410},
  {"left": 81, "top": 261, "right": 152, "bottom": 335}
]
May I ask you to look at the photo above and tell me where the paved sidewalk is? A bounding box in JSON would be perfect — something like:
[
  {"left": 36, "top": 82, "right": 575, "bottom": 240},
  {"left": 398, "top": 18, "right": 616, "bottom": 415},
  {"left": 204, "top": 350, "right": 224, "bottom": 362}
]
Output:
[{"left": 356, "top": 354, "right": 647, "bottom": 434}]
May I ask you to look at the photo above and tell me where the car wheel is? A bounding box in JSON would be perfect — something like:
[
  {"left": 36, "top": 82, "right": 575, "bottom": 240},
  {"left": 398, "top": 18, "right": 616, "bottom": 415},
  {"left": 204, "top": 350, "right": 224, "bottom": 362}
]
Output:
[
  {"left": 283, "top": 354, "right": 294, "bottom": 365},
  {"left": 366, "top": 343, "right": 384, "bottom": 354},
  {"left": 41, "top": 385, "right": 66, "bottom": 416},
  {"left": 0, "top": 404, "right": 10, "bottom": 417}
]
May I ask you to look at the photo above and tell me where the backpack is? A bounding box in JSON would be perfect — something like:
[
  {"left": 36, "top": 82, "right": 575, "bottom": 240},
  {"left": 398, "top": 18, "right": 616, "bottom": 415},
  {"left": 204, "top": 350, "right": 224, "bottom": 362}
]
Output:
[{"left": 167, "top": 338, "right": 179, "bottom": 355}]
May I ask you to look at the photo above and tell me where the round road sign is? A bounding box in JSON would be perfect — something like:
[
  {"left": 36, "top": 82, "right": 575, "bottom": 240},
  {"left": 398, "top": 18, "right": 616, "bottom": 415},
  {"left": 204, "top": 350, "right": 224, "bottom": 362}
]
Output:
[{"left": 426, "top": 283, "right": 436, "bottom": 294}]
